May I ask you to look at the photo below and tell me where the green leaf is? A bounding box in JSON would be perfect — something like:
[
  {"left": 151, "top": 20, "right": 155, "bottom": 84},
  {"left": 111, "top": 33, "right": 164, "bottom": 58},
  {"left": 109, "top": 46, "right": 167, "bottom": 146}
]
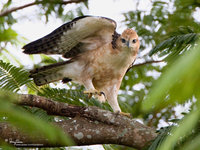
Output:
[
  {"left": 149, "top": 32, "right": 199, "bottom": 57},
  {"left": 157, "top": 108, "right": 200, "bottom": 150},
  {"left": 40, "top": 54, "right": 61, "bottom": 65},
  {"left": 83, "top": 0, "right": 89, "bottom": 8},
  {"left": 0, "top": 60, "right": 31, "bottom": 92},
  {"left": 2, "top": 0, "right": 12, "bottom": 10},
  {"left": 103, "top": 144, "right": 135, "bottom": 150},
  {"left": 38, "top": 87, "right": 112, "bottom": 111},
  {"left": 0, "top": 27, "right": 18, "bottom": 43},
  {"left": 143, "top": 15, "right": 154, "bottom": 26},
  {"left": 179, "top": 134, "right": 200, "bottom": 150},
  {"left": 142, "top": 41, "right": 200, "bottom": 112},
  {"left": 148, "top": 126, "right": 172, "bottom": 150}
]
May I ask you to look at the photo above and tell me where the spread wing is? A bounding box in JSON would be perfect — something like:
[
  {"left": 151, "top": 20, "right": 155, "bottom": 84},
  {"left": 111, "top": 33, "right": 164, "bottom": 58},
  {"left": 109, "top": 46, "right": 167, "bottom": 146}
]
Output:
[{"left": 22, "top": 16, "right": 117, "bottom": 58}]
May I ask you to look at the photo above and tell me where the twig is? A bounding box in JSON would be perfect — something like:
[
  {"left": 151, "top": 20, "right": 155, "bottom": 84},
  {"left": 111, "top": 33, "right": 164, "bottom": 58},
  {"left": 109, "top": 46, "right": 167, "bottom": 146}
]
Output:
[
  {"left": 0, "top": 0, "right": 86, "bottom": 17},
  {"left": 133, "top": 60, "right": 164, "bottom": 67},
  {"left": 126, "top": 60, "right": 164, "bottom": 73}
]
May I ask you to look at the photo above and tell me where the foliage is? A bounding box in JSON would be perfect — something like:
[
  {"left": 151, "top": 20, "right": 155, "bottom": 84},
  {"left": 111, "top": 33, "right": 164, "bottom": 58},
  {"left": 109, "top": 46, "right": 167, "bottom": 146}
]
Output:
[
  {"left": 103, "top": 144, "right": 136, "bottom": 150},
  {"left": 0, "top": 91, "right": 75, "bottom": 146},
  {"left": 121, "top": 0, "right": 200, "bottom": 149},
  {"left": 123, "top": 0, "right": 200, "bottom": 52},
  {"left": 38, "top": 86, "right": 113, "bottom": 111},
  {"left": 121, "top": 0, "right": 200, "bottom": 125},
  {"left": 143, "top": 41, "right": 200, "bottom": 111},
  {"left": 38, "top": 0, "right": 88, "bottom": 22},
  {"left": 141, "top": 41, "right": 200, "bottom": 150},
  {"left": 0, "top": 60, "right": 31, "bottom": 92},
  {"left": 149, "top": 28, "right": 199, "bottom": 60},
  {"left": 148, "top": 126, "right": 172, "bottom": 150},
  {"left": 0, "top": 0, "right": 88, "bottom": 64},
  {"left": 0, "top": 0, "right": 88, "bottom": 149}
]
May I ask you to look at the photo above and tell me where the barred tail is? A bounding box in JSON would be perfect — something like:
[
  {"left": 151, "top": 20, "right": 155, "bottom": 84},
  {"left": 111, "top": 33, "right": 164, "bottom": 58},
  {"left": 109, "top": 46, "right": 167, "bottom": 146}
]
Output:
[{"left": 30, "top": 61, "right": 72, "bottom": 86}]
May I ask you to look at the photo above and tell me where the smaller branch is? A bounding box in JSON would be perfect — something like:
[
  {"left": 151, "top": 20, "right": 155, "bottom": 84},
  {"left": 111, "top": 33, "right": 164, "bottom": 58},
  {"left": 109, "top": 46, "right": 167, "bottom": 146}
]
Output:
[
  {"left": 126, "top": 60, "right": 164, "bottom": 73},
  {"left": 133, "top": 60, "right": 164, "bottom": 67},
  {"left": 60, "top": 0, "right": 86, "bottom": 5},
  {"left": 0, "top": 2, "right": 36, "bottom": 17},
  {"left": 0, "top": 0, "right": 86, "bottom": 17}
]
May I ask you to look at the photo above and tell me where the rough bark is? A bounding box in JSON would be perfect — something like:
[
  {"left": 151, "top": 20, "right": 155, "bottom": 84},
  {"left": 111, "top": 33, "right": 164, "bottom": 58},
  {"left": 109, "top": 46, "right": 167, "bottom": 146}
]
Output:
[{"left": 0, "top": 94, "right": 157, "bottom": 149}]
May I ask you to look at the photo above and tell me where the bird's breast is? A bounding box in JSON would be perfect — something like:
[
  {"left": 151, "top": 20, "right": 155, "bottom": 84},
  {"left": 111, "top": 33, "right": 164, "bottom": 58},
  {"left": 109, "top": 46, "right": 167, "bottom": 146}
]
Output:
[
  {"left": 80, "top": 44, "right": 136, "bottom": 88},
  {"left": 102, "top": 46, "right": 135, "bottom": 69}
]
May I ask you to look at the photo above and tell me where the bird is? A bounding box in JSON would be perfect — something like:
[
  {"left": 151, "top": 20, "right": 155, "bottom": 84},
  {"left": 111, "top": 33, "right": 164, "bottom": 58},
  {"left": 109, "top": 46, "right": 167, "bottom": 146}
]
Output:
[{"left": 22, "top": 15, "right": 140, "bottom": 116}]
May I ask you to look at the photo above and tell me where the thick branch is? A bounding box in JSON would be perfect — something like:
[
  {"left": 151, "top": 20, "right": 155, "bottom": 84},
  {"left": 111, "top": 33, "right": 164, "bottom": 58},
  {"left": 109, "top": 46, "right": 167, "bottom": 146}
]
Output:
[
  {"left": 0, "top": 94, "right": 157, "bottom": 149},
  {"left": 0, "top": 0, "right": 86, "bottom": 17},
  {"left": 17, "top": 94, "right": 142, "bottom": 126}
]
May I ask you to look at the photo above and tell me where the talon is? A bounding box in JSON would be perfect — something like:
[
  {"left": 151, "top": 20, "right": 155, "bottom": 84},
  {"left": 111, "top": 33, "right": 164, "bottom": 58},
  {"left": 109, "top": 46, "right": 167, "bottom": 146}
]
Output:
[
  {"left": 100, "top": 91, "right": 105, "bottom": 97},
  {"left": 88, "top": 93, "right": 92, "bottom": 99},
  {"left": 119, "top": 112, "right": 132, "bottom": 118},
  {"left": 84, "top": 89, "right": 104, "bottom": 98}
]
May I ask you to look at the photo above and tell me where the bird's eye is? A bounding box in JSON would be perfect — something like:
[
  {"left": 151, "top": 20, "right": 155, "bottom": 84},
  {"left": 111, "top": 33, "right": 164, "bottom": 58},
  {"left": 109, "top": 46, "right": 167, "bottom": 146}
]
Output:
[
  {"left": 132, "top": 39, "right": 137, "bottom": 43},
  {"left": 121, "top": 38, "right": 126, "bottom": 43}
]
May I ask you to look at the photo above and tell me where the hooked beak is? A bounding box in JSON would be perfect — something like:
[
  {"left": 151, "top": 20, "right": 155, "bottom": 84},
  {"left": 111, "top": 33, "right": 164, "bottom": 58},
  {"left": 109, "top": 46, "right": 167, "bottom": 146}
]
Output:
[{"left": 126, "top": 41, "right": 130, "bottom": 48}]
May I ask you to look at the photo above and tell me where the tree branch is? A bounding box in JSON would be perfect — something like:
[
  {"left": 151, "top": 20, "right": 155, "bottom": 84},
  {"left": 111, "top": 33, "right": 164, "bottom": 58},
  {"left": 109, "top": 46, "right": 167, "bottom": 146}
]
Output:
[
  {"left": 126, "top": 60, "right": 164, "bottom": 73},
  {"left": 133, "top": 60, "right": 164, "bottom": 67},
  {"left": 0, "top": 94, "right": 157, "bottom": 149},
  {"left": 0, "top": 0, "right": 86, "bottom": 17}
]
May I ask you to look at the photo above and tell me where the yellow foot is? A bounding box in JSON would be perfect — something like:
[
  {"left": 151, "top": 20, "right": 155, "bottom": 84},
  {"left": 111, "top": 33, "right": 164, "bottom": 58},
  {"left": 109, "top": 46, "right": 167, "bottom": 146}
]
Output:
[
  {"left": 119, "top": 112, "right": 132, "bottom": 118},
  {"left": 83, "top": 89, "right": 105, "bottom": 98}
]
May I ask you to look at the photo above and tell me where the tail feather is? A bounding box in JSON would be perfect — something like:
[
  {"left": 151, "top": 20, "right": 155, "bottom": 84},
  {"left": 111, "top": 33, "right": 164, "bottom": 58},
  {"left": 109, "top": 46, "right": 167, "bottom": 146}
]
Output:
[{"left": 30, "top": 61, "right": 72, "bottom": 86}]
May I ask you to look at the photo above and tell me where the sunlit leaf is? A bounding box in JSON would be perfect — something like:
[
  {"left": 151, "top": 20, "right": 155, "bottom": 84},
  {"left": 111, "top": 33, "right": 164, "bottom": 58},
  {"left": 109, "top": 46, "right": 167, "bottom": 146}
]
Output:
[{"left": 142, "top": 41, "right": 200, "bottom": 112}]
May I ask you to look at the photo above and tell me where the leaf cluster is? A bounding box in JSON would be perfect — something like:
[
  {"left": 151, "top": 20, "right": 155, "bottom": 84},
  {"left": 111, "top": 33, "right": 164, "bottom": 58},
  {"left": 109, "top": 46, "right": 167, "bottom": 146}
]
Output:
[
  {"left": 0, "top": 60, "right": 31, "bottom": 92},
  {"left": 149, "top": 27, "right": 199, "bottom": 61}
]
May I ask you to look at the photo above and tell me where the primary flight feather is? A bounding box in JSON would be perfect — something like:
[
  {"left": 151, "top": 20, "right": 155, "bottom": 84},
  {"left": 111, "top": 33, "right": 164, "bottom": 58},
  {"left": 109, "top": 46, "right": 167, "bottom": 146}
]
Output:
[{"left": 23, "top": 16, "right": 140, "bottom": 116}]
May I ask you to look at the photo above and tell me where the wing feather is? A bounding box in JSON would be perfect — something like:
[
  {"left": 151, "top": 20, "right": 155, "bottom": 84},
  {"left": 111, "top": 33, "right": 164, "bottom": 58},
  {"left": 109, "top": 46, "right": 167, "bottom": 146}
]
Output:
[{"left": 23, "top": 16, "right": 117, "bottom": 58}]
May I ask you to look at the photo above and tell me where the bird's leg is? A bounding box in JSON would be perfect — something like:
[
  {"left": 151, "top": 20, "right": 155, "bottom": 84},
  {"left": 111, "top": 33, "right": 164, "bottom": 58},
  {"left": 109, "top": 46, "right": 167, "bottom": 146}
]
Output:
[
  {"left": 106, "top": 88, "right": 132, "bottom": 118},
  {"left": 107, "top": 94, "right": 121, "bottom": 112},
  {"left": 83, "top": 80, "right": 105, "bottom": 98}
]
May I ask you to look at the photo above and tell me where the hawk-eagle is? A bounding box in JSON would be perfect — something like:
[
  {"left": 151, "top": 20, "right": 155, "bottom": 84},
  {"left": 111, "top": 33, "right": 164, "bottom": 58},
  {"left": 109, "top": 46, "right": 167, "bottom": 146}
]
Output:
[{"left": 23, "top": 16, "right": 140, "bottom": 116}]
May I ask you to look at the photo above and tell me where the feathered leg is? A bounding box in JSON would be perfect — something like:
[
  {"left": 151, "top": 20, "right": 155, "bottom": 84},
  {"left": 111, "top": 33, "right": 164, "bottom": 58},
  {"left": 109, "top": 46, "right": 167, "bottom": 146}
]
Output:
[{"left": 105, "top": 85, "right": 131, "bottom": 117}]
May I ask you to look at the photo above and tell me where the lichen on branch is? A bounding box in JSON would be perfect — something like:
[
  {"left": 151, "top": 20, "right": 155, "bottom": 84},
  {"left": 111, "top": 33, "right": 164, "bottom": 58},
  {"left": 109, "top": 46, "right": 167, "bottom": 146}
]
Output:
[{"left": 0, "top": 94, "right": 157, "bottom": 149}]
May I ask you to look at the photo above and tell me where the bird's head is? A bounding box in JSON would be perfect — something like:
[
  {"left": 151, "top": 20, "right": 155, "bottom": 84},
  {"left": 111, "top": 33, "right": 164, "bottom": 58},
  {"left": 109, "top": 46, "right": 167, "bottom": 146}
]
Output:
[{"left": 119, "top": 29, "right": 140, "bottom": 54}]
